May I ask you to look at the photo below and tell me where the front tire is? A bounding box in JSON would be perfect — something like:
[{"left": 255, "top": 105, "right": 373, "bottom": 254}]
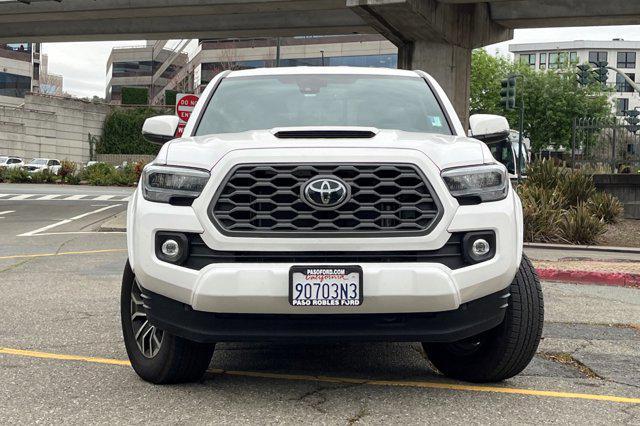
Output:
[
  {"left": 423, "top": 255, "right": 544, "bottom": 383},
  {"left": 121, "top": 261, "right": 214, "bottom": 384}
]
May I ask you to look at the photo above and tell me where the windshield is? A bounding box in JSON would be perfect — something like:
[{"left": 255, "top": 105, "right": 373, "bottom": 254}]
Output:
[
  {"left": 29, "top": 159, "right": 47, "bottom": 165},
  {"left": 195, "top": 74, "right": 452, "bottom": 136}
]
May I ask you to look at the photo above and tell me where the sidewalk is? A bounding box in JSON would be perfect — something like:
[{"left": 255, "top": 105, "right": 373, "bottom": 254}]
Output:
[{"left": 99, "top": 212, "right": 640, "bottom": 288}]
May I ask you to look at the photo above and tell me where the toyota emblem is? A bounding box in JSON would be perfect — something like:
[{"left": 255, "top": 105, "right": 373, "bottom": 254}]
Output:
[{"left": 302, "top": 177, "right": 350, "bottom": 208}]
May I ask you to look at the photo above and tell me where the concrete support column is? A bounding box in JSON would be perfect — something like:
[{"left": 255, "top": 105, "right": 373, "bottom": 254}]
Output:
[{"left": 399, "top": 41, "right": 471, "bottom": 131}]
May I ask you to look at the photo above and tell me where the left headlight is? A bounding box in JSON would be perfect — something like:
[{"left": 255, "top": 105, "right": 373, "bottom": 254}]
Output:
[
  {"left": 141, "top": 165, "right": 210, "bottom": 204},
  {"left": 441, "top": 164, "right": 508, "bottom": 204}
]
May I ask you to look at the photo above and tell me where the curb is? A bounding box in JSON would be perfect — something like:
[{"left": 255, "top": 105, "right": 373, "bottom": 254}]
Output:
[
  {"left": 97, "top": 211, "right": 127, "bottom": 233},
  {"left": 525, "top": 242, "right": 640, "bottom": 255},
  {"left": 536, "top": 268, "right": 640, "bottom": 289}
]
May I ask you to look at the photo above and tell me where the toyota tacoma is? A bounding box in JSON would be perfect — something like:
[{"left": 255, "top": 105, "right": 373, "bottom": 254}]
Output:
[{"left": 122, "top": 67, "right": 543, "bottom": 384}]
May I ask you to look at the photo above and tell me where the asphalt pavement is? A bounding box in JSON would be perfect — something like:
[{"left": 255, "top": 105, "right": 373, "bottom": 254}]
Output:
[{"left": 1, "top": 184, "right": 639, "bottom": 424}]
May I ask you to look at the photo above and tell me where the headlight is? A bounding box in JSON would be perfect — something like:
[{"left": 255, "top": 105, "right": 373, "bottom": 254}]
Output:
[
  {"left": 441, "top": 164, "right": 508, "bottom": 204},
  {"left": 141, "top": 165, "right": 210, "bottom": 204}
]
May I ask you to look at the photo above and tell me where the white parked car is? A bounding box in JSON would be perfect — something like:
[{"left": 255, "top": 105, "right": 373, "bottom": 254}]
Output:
[
  {"left": 123, "top": 67, "right": 543, "bottom": 385},
  {"left": 0, "top": 156, "right": 24, "bottom": 169},
  {"left": 24, "top": 158, "right": 62, "bottom": 174}
]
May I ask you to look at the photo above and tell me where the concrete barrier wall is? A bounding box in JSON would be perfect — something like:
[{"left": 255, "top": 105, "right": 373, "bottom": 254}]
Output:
[
  {"left": 594, "top": 174, "right": 640, "bottom": 219},
  {"left": 0, "top": 93, "right": 110, "bottom": 164},
  {"left": 96, "top": 153, "right": 156, "bottom": 165}
]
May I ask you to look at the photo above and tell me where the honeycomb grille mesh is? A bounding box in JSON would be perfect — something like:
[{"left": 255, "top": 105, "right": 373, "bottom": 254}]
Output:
[{"left": 210, "top": 164, "right": 441, "bottom": 236}]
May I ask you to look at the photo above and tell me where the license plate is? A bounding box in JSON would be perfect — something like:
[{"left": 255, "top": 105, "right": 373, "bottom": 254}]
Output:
[{"left": 289, "top": 266, "right": 363, "bottom": 307}]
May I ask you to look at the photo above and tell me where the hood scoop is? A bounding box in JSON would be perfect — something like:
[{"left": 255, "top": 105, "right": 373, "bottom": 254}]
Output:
[{"left": 272, "top": 127, "right": 378, "bottom": 139}]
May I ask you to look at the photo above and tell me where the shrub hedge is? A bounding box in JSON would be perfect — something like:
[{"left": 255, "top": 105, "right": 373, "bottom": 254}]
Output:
[
  {"left": 517, "top": 161, "right": 623, "bottom": 244},
  {"left": 121, "top": 87, "right": 149, "bottom": 105},
  {"left": 98, "top": 107, "right": 168, "bottom": 155},
  {"left": 0, "top": 161, "right": 145, "bottom": 187}
]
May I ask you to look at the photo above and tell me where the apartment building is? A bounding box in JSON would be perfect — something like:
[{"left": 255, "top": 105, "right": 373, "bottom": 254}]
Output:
[{"left": 510, "top": 39, "right": 640, "bottom": 115}]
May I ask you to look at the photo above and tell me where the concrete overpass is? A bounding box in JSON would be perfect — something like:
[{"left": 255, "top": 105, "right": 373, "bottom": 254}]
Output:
[{"left": 1, "top": 0, "right": 639, "bottom": 126}]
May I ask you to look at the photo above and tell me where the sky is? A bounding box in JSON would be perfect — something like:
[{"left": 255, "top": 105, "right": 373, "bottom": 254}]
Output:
[{"left": 41, "top": 25, "right": 640, "bottom": 99}]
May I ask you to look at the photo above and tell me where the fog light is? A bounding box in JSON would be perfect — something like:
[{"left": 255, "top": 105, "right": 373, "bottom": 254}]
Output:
[
  {"left": 462, "top": 232, "right": 495, "bottom": 265},
  {"left": 161, "top": 239, "right": 180, "bottom": 259},
  {"left": 472, "top": 239, "right": 490, "bottom": 257}
]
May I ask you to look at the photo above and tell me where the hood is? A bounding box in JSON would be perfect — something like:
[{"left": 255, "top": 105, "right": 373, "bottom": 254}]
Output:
[{"left": 157, "top": 129, "right": 492, "bottom": 171}]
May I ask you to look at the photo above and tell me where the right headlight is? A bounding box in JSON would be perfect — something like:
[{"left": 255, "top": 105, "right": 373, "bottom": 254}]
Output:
[
  {"left": 441, "top": 164, "right": 509, "bottom": 204},
  {"left": 141, "top": 165, "right": 210, "bottom": 204}
]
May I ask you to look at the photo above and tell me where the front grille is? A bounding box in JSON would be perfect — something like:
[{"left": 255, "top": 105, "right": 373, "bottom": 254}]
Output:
[
  {"left": 209, "top": 163, "right": 442, "bottom": 237},
  {"left": 183, "top": 233, "right": 466, "bottom": 270}
]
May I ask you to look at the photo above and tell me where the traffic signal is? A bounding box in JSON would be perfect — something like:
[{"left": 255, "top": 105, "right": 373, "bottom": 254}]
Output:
[
  {"left": 500, "top": 76, "right": 517, "bottom": 110},
  {"left": 593, "top": 61, "right": 609, "bottom": 85},
  {"left": 576, "top": 64, "right": 591, "bottom": 87},
  {"left": 624, "top": 109, "right": 640, "bottom": 134}
]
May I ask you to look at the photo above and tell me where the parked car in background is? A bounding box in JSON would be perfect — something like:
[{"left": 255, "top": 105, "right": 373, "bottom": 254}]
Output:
[
  {"left": 23, "top": 158, "right": 62, "bottom": 174},
  {"left": 115, "top": 161, "right": 129, "bottom": 171},
  {"left": 0, "top": 156, "right": 25, "bottom": 169}
]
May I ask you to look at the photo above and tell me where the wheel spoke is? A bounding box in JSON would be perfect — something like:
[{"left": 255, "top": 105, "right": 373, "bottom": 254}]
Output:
[
  {"left": 135, "top": 319, "right": 150, "bottom": 341},
  {"left": 131, "top": 292, "right": 144, "bottom": 306},
  {"left": 152, "top": 332, "right": 161, "bottom": 351},
  {"left": 131, "top": 311, "right": 146, "bottom": 321}
]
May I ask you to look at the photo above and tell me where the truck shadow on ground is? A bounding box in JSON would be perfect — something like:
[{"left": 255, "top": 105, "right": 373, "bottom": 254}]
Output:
[{"left": 210, "top": 342, "right": 437, "bottom": 380}]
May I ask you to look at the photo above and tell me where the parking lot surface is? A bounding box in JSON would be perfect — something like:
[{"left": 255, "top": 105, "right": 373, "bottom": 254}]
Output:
[{"left": 1, "top": 184, "right": 639, "bottom": 424}]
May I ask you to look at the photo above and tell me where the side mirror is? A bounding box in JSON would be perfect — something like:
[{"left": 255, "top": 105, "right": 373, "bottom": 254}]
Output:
[
  {"left": 142, "top": 115, "right": 180, "bottom": 145},
  {"left": 469, "top": 114, "right": 510, "bottom": 142}
]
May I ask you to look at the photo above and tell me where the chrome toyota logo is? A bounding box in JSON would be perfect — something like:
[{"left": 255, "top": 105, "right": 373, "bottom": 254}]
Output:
[{"left": 302, "top": 177, "right": 349, "bottom": 208}]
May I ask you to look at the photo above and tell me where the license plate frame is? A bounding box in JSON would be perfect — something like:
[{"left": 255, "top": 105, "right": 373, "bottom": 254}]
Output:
[{"left": 289, "top": 265, "right": 363, "bottom": 307}]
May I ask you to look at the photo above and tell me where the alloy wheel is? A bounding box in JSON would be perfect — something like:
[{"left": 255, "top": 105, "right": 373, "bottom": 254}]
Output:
[{"left": 130, "top": 279, "right": 164, "bottom": 358}]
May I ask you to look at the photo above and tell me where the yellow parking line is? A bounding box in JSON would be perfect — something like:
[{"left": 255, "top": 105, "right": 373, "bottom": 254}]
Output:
[
  {"left": 1, "top": 346, "right": 639, "bottom": 404},
  {"left": 0, "top": 248, "right": 126, "bottom": 260},
  {"left": 0, "top": 347, "right": 130, "bottom": 366}
]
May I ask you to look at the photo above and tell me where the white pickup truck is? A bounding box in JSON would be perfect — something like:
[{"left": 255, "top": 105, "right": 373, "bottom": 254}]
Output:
[{"left": 122, "top": 67, "right": 543, "bottom": 385}]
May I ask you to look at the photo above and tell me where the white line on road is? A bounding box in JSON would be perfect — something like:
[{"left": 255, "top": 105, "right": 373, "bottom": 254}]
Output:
[
  {"left": 0, "top": 210, "right": 15, "bottom": 218},
  {"left": 63, "top": 194, "right": 87, "bottom": 201},
  {"left": 36, "top": 194, "right": 61, "bottom": 200},
  {"left": 0, "top": 194, "right": 130, "bottom": 202},
  {"left": 18, "top": 204, "right": 122, "bottom": 237},
  {"left": 7, "top": 194, "right": 35, "bottom": 200}
]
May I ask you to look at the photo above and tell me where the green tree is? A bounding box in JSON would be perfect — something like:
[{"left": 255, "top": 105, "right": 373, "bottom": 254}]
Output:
[
  {"left": 470, "top": 49, "right": 512, "bottom": 115},
  {"left": 504, "top": 65, "right": 612, "bottom": 152},
  {"left": 470, "top": 49, "right": 612, "bottom": 152}
]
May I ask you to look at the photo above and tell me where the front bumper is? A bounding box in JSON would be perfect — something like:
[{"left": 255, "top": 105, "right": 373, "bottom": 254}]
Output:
[
  {"left": 129, "top": 190, "right": 521, "bottom": 315},
  {"left": 144, "top": 287, "right": 510, "bottom": 343}
]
